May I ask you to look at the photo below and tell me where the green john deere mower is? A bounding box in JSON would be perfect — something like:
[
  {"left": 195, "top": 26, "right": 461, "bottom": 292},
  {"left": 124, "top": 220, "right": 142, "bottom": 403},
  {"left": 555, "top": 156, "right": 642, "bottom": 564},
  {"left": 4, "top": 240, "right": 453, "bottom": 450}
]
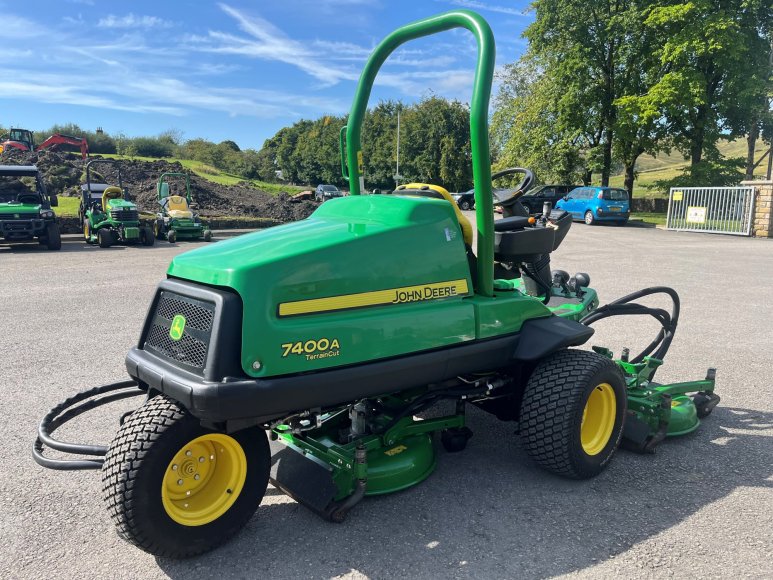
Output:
[
  {"left": 154, "top": 172, "right": 212, "bottom": 243},
  {"left": 80, "top": 159, "right": 154, "bottom": 248},
  {"left": 34, "top": 10, "right": 719, "bottom": 559}
]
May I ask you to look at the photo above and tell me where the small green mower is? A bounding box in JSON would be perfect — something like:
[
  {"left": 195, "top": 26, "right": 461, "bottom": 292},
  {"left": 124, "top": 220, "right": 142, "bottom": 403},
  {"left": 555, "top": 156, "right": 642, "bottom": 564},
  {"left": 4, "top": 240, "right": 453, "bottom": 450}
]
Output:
[
  {"left": 34, "top": 10, "right": 719, "bottom": 559},
  {"left": 154, "top": 172, "right": 212, "bottom": 243},
  {"left": 80, "top": 159, "right": 154, "bottom": 248}
]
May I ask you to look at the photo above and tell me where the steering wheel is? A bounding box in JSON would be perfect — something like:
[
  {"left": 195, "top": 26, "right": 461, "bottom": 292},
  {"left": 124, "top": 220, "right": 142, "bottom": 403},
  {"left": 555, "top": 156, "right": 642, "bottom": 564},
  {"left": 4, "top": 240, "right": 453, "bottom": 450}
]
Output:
[{"left": 490, "top": 167, "right": 535, "bottom": 206}]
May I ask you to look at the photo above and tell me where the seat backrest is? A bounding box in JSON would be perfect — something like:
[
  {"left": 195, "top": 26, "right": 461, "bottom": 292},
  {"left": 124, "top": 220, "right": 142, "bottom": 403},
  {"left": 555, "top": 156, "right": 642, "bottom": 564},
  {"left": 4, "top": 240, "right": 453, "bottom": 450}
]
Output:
[
  {"left": 102, "top": 186, "right": 123, "bottom": 212},
  {"left": 394, "top": 183, "right": 473, "bottom": 246},
  {"left": 167, "top": 195, "right": 189, "bottom": 212},
  {"left": 159, "top": 182, "right": 170, "bottom": 199}
]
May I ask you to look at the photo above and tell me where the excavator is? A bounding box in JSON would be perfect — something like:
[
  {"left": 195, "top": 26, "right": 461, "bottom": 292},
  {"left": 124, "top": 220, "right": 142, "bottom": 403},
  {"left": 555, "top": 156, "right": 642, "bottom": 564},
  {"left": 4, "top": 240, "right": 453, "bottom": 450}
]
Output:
[{"left": 0, "top": 128, "right": 89, "bottom": 159}]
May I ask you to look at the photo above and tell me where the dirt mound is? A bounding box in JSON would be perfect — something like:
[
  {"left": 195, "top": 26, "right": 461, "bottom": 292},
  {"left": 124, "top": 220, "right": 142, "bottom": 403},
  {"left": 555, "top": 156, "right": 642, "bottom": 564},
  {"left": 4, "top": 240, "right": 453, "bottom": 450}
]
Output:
[{"left": 0, "top": 149, "right": 319, "bottom": 222}]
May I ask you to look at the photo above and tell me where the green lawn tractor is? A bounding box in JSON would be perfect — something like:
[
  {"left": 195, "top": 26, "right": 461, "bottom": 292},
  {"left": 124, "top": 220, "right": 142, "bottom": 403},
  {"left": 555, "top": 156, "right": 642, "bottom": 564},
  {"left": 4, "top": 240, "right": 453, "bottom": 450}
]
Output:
[
  {"left": 80, "top": 159, "right": 154, "bottom": 248},
  {"left": 0, "top": 164, "right": 61, "bottom": 250},
  {"left": 154, "top": 172, "right": 212, "bottom": 243},
  {"left": 34, "top": 10, "right": 719, "bottom": 559}
]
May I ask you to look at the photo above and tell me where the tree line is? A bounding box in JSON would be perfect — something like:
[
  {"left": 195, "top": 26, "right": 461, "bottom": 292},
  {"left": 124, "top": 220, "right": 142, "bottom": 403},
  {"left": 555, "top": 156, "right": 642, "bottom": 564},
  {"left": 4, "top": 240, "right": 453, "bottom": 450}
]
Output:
[
  {"left": 257, "top": 97, "right": 472, "bottom": 191},
  {"left": 492, "top": 0, "right": 772, "bottom": 191}
]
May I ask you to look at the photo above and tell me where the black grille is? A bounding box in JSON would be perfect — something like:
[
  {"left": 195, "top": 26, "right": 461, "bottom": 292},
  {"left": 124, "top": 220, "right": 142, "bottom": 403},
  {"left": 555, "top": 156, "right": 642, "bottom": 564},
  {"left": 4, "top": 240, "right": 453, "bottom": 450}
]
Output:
[
  {"left": 144, "top": 291, "right": 215, "bottom": 373},
  {"left": 2, "top": 213, "right": 38, "bottom": 220},
  {"left": 155, "top": 294, "right": 214, "bottom": 331},
  {"left": 111, "top": 209, "right": 139, "bottom": 221}
]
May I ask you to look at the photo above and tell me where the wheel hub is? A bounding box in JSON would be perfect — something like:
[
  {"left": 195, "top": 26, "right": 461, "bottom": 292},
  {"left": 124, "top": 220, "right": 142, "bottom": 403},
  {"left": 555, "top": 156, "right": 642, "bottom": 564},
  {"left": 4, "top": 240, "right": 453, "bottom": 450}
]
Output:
[
  {"left": 161, "top": 433, "right": 247, "bottom": 526},
  {"left": 580, "top": 382, "right": 616, "bottom": 456}
]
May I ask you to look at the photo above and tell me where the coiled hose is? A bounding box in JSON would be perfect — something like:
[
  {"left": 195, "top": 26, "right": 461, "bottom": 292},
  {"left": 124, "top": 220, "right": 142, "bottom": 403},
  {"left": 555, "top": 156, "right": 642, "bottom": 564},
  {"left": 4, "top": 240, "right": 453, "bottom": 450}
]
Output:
[
  {"left": 32, "top": 380, "right": 145, "bottom": 470},
  {"left": 580, "top": 286, "right": 680, "bottom": 365}
]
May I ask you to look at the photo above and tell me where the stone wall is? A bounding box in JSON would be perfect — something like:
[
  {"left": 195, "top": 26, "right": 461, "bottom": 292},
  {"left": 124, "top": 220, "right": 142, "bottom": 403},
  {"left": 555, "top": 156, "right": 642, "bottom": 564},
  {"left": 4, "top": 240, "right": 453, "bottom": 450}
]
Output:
[{"left": 742, "top": 180, "right": 773, "bottom": 238}]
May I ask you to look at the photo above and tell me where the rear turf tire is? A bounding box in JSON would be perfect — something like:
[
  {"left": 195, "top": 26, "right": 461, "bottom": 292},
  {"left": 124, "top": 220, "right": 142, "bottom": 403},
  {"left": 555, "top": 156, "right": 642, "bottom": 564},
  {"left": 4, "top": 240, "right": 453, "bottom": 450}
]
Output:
[
  {"left": 167, "top": 230, "right": 177, "bottom": 244},
  {"left": 203, "top": 230, "right": 213, "bottom": 242},
  {"left": 519, "top": 349, "right": 626, "bottom": 479},
  {"left": 101, "top": 395, "right": 270, "bottom": 558},
  {"left": 584, "top": 211, "right": 595, "bottom": 225},
  {"left": 45, "top": 222, "right": 61, "bottom": 251}
]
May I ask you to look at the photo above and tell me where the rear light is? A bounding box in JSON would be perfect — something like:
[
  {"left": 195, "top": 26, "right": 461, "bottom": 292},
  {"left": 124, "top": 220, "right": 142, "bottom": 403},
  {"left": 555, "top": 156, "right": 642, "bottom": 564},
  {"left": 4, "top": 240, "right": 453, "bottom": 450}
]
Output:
[{"left": 597, "top": 192, "right": 604, "bottom": 199}]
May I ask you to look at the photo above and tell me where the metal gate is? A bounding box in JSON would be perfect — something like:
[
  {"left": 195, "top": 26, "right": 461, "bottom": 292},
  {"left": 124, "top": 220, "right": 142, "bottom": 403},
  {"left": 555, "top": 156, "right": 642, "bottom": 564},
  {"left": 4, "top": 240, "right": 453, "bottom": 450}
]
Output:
[{"left": 666, "top": 186, "right": 756, "bottom": 236}]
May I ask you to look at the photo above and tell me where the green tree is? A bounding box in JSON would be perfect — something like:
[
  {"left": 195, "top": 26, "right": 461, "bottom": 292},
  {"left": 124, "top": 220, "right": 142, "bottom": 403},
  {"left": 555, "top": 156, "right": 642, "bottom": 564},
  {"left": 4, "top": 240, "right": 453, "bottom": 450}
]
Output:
[
  {"left": 491, "top": 59, "right": 588, "bottom": 185},
  {"left": 644, "top": 0, "right": 771, "bottom": 170}
]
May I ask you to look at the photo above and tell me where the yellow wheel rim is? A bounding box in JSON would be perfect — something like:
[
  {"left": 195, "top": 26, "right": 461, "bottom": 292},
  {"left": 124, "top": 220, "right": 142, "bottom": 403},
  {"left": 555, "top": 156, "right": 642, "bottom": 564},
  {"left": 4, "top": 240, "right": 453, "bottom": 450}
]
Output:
[
  {"left": 581, "top": 383, "right": 617, "bottom": 456},
  {"left": 84, "top": 222, "right": 90, "bottom": 240},
  {"left": 161, "top": 433, "right": 247, "bottom": 527}
]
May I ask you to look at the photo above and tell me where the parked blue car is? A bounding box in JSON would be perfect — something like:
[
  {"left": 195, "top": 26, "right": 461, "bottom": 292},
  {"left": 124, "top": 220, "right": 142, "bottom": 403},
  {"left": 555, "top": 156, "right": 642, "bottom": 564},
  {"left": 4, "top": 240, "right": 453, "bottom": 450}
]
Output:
[{"left": 556, "top": 186, "right": 630, "bottom": 225}]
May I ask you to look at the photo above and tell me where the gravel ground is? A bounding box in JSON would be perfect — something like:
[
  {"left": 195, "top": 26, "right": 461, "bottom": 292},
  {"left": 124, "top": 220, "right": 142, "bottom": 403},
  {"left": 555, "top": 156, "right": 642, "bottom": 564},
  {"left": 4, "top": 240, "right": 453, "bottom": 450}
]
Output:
[{"left": 1, "top": 217, "right": 772, "bottom": 579}]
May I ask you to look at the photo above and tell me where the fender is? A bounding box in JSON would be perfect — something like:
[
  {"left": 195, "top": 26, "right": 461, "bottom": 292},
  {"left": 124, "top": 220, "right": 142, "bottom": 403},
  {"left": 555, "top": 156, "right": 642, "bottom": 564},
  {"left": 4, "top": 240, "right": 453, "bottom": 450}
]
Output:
[{"left": 513, "top": 315, "right": 594, "bottom": 361}]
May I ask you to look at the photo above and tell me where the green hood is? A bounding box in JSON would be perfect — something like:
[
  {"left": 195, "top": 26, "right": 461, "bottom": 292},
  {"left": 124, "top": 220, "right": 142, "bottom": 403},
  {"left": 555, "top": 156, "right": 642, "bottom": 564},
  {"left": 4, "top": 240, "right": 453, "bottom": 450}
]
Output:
[
  {"left": 0, "top": 202, "right": 42, "bottom": 215},
  {"left": 105, "top": 198, "right": 138, "bottom": 211}
]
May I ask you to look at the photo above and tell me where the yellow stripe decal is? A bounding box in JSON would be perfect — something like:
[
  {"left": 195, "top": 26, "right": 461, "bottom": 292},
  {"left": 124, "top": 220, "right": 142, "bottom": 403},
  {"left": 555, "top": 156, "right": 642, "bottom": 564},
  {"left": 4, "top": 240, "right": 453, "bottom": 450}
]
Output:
[{"left": 278, "top": 279, "right": 469, "bottom": 317}]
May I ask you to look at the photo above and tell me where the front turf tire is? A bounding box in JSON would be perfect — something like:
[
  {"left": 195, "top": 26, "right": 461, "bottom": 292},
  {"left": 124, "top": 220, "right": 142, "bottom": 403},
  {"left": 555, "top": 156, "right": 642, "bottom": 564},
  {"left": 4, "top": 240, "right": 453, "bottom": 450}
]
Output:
[
  {"left": 45, "top": 222, "right": 61, "bottom": 251},
  {"left": 101, "top": 395, "right": 270, "bottom": 558},
  {"left": 98, "top": 228, "right": 112, "bottom": 248},
  {"left": 519, "top": 349, "right": 626, "bottom": 479}
]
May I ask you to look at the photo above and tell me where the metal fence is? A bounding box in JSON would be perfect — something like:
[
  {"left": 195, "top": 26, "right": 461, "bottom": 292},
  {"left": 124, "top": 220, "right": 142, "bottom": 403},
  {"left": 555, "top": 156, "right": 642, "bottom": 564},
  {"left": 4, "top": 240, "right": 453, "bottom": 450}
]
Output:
[{"left": 665, "top": 186, "right": 756, "bottom": 236}]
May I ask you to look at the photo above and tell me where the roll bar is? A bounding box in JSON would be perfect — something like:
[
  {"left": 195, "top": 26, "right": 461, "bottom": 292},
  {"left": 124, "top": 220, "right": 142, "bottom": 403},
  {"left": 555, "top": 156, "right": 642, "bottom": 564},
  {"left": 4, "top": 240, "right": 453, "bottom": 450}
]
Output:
[{"left": 341, "top": 10, "right": 497, "bottom": 296}]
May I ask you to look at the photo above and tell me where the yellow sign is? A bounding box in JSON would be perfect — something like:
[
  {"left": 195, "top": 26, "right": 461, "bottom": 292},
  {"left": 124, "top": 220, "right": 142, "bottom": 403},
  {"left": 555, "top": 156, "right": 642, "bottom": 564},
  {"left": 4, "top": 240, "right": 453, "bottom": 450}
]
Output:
[
  {"left": 686, "top": 206, "right": 707, "bottom": 224},
  {"left": 672, "top": 191, "right": 683, "bottom": 201},
  {"left": 277, "top": 279, "right": 470, "bottom": 317}
]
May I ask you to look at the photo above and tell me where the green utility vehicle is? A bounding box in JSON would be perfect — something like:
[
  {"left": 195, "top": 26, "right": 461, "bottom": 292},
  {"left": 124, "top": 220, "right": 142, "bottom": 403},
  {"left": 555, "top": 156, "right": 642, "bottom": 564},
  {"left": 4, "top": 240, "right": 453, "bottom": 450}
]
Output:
[
  {"left": 154, "top": 172, "right": 212, "bottom": 243},
  {"left": 0, "top": 165, "right": 61, "bottom": 250},
  {"left": 80, "top": 159, "right": 154, "bottom": 248},
  {"left": 35, "top": 10, "right": 719, "bottom": 559}
]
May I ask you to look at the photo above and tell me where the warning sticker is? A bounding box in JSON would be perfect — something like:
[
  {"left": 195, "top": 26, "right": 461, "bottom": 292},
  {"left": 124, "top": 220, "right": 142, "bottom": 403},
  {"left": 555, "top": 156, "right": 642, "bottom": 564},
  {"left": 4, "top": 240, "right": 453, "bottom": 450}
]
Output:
[
  {"left": 672, "top": 190, "right": 683, "bottom": 201},
  {"left": 686, "top": 206, "right": 707, "bottom": 224}
]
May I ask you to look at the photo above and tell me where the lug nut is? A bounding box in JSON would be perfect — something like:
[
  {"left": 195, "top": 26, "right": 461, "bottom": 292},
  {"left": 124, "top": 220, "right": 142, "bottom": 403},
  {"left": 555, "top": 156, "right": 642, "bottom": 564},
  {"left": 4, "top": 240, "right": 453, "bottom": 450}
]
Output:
[
  {"left": 194, "top": 474, "right": 200, "bottom": 480},
  {"left": 199, "top": 457, "right": 205, "bottom": 463},
  {"left": 171, "top": 464, "right": 178, "bottom": 470},
  {"left": 177, "top": 479, "right": 183, "bottom": 486},
  {"left": 185, "top": 450, "right": 192, "bottom": 456}
]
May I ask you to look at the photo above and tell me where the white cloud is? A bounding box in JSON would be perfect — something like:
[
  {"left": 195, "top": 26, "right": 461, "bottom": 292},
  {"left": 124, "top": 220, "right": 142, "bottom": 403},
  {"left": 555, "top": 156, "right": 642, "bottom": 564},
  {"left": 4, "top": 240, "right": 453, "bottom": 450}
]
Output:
[
  {"left": 446, "top": 0, "right": 528, "bottom": 17},
  {"left": 98, "top": 14, "right": 174, "bottom": 29},
  {"left": 204, "top": 4, "right": 359, "bottom": 86}
]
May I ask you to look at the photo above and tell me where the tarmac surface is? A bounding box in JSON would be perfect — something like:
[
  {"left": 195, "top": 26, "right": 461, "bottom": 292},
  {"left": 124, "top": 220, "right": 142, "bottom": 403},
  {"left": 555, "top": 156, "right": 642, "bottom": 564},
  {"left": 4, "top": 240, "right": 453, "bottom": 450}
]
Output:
[{"left": 2, "top": 218, "right": 772, "bottom": 579}]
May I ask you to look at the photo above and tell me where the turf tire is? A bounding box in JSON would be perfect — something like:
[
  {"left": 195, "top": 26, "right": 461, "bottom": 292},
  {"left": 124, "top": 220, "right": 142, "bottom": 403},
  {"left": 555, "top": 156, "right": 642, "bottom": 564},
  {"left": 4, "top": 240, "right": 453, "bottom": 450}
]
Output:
[
  {"left": 141, "top": 226, "right": 155, "bottom": 246},
  {"left": 167, "top": 230, "right": 176, "bottom": 244},
  {"left": 45, "top": 222, "right": 61, "bottom": 250},
  {"left": 98, "top": 228, "right": 112, "bottom": 248},
  {"left": 519, "top": 349, "right": 626, "bottom": 479},
  {"left": 101, "top": 395, "right": 270, "bottom": 558}
]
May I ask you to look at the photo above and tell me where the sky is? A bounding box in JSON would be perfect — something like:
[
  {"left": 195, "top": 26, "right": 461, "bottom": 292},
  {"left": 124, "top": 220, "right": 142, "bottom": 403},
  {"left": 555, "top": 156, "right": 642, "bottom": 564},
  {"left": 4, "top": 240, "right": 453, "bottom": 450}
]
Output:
[{"left": 1, "top": 0, "right": 533, "bottom": 150}]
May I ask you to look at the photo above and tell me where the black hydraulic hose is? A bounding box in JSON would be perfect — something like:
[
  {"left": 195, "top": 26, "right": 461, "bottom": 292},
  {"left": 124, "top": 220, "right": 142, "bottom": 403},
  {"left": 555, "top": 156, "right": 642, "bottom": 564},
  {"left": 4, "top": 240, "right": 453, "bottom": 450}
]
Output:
[
  {"left": 33, "top": 380, "right": 145, "bottom": 471},
  {"left": 521, "top": 265, "right": 552, "bottom": 304},
  {"left": 580, "top": 287, "right": 680, "bottom": 364}
]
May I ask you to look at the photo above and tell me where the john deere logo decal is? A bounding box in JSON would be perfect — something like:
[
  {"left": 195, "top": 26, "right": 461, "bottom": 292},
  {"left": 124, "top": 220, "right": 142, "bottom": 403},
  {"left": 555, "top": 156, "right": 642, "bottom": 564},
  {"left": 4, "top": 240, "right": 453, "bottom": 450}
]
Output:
[{"left": 169, "top": 315, "right": 186, "bottom": 341}]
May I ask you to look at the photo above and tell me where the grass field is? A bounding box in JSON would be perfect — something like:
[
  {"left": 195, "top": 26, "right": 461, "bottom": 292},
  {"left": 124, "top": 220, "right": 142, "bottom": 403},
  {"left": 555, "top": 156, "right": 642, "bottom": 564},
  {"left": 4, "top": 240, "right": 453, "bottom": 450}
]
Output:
[
  {"left": 606, "top": 139, "right": 769, "bottom": 199},
  {"left": 55, "top": 196, "right": 80, "bottom": 218}
]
